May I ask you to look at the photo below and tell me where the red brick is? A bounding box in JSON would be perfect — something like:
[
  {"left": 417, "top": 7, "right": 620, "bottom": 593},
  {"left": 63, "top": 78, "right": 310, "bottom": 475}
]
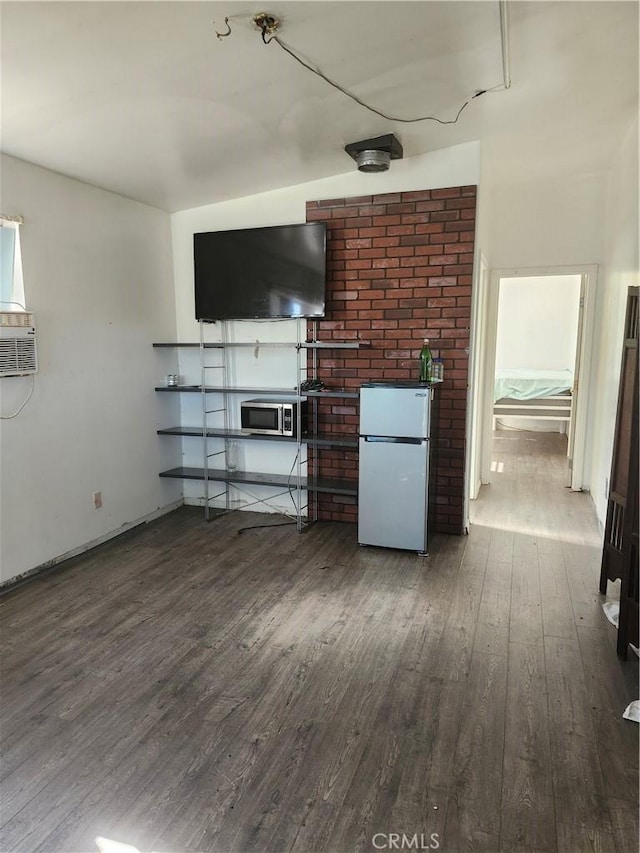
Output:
[
  {"left": 400, "top": 233, "right": 435, "bottom": 246},
  {"left": 429, "top": 211, "right": 461, "bottom": 223},
  {"left": 386, "top": 225, "right": 416, "bottom": 236},
  {"left": 332, "top": 228, "right": 359, "bottom": 240},
  {"left": 414, "top": 245, "right": 446, "bottom": 256},
  {"left": 416, "top": 200, "right": 446, "bottom": 212},
  {"left": 385, "top": 202, "right": 417, "bottom": 214},
  {"left": 428, "top": 277, "right": 457, "bottom": 288},
  {"left": 386, "top": 246, "right": 415, "bottom": 258},
  {"left": 401, "top": 190, "right": 432, "bottom": 202},
  {"left": 357, "top": 205, "right": 387, "bottom": 216},
  {"left": 358, "top": 227, "right": 387, "bottom": 238},
  {"left": 431, "top": 187, "right": 462, "bottom": 198},
  {"left": 306, "top": 207, "right": 333, "bottom": 221},
  {"left": 372, "top": 257, "right": 402, "bottom": 269},
  {"left": 356, "top": 292, "right": 385, "bottom": 304},
  {"left": 372, "top": 193, "right": 402, "bottom": 203},
  {"left": 445, "top": 197, "right": 476, "bottom": 210},
  {"left": 444, "top": 242, "right": 474, "bottom": 255},
  {"left": 372, "top": 215, "right": 402, "bottom": 227},
  {"left": 443, "top": 265, "right": 473, "bottom": 276}
]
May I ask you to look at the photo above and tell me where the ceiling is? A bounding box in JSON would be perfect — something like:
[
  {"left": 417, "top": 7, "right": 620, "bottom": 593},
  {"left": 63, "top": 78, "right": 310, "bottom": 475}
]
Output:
[{"left": 1, "top": 1, "right": 638, "bottom": 212}]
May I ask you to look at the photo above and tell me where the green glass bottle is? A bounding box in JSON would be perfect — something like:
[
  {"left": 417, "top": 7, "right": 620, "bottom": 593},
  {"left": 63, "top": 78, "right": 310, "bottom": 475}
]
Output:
[{"left": 419, "top": 337, "right": 432, "bottom": 382}]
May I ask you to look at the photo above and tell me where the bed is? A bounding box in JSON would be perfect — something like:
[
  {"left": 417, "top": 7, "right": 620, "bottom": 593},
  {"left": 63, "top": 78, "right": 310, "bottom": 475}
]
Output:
[{"left": 493, "top": 367, "right": 574, "bottom": 431}]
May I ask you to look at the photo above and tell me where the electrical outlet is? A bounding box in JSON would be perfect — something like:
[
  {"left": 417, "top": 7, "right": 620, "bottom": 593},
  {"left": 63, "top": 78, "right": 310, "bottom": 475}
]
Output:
[{"left": 93, "top": 491, "right": 102, "bottom": 509}]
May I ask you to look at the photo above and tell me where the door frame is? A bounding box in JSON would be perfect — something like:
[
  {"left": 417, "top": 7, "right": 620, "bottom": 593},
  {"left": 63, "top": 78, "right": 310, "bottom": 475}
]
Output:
[
  {"left": 464, "top": 251, "right": 489, "bottom": 530},
  {"left": 478, "top": 264, "right": 597, "bottom": 492}
]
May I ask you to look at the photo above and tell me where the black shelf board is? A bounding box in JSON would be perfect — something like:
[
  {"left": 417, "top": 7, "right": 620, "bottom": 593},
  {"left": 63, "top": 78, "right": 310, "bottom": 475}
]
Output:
[
  {"left": 301, "top": 341, "right": 371, "bottom": 349},
  {"left": 309, "top": 432, "right": 358, "bottom": 448},
  {"left": 153, "top": 342, "right": 221, "bottom": 348},
  {"left": 157, "top": 426, "right": 358, "bottom": 448},
  {"left": 155, "top": 385, "right": 360, "bottom": 398},
  {"left": 153, "top": 341, "right": 298, "bottom": 348},
  {"left": 155, "top": 385, "right": 299, "bottom": 395},
  {"left": 155, "top": 341, "right": 369, "bottom": 350},
  {"left": 157, "top": 427, "right": 296, "bottom": 443},
  {"left": 159, "top": 467, "right": 357, "bottom": 496},
  {"left": 306, "top": 389, "right": 360, "bottom": 399},
  {"left": 308, "top": 477, "right": 358, "bottom": 496}
]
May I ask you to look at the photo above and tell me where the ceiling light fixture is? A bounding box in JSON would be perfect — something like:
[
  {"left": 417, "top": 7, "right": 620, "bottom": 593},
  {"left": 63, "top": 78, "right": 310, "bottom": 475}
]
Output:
[{"left": 344, "top": 134, "right": 403, "bottom": 173}]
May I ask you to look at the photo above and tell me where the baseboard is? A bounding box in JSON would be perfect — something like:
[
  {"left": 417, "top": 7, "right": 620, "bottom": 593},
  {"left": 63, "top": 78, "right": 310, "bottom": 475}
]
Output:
[{"left": 0, "top": 499, "right": 184, "bottom": 594}]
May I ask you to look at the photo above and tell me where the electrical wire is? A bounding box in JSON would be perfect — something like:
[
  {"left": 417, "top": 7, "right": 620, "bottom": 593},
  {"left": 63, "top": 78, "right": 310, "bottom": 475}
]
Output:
[
  {"left": 262, "top": 31, "right": 491, "bottom": 124},
  {"left": 1, "top": 374, "right": 35, "bottom": 419}
]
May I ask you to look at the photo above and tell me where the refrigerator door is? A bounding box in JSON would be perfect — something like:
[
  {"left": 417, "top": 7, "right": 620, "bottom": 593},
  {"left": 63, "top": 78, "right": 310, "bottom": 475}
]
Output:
[
  {"left": 360, "top": 384, "right": 431, "bottom": 439},
  {"left": 358, "top": 437, "right": 429, "bottom": 552}
]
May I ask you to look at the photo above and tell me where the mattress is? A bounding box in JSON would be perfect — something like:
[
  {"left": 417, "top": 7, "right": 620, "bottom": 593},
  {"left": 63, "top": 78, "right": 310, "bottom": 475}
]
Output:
[{"left": 494, "top": 368, "right": 573, "bottom": 402}]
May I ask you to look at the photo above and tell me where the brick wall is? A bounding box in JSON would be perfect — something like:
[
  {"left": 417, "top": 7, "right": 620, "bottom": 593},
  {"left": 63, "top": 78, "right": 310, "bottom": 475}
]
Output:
[{"left": 305, "top": 186, "right": 476, "bottom": 534}]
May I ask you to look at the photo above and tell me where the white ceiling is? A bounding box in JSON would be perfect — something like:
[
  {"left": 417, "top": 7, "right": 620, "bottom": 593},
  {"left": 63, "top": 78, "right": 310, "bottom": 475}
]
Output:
[{"left": 1, "top": 1, "right": 638, "bottom": 212}]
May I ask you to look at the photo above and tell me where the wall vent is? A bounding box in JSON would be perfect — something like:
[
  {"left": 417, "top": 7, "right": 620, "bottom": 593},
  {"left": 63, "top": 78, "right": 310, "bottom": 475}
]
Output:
[{"left": 0, "top": 312, "right": 37, "bottom": 376}]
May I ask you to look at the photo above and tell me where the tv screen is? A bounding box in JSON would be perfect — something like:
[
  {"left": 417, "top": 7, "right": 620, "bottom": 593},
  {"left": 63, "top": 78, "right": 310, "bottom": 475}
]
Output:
[{"left": 194, "top": 222, "right": 326, "bottom": 321}]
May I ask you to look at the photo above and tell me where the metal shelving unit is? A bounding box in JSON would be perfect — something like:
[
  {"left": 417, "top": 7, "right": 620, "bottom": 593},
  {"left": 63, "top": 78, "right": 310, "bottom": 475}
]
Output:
[{"left": 154, "top": 320, "right": 368, "bottom": 529}]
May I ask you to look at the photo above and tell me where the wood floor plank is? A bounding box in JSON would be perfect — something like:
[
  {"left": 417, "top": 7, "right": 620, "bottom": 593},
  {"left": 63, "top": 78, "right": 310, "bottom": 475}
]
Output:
[
  {"left": 607, "top": 796, "right": 640, "bottom": 853},
  {"left": 509, "top": 556, "right": 544, "bottom": 646},
  {"left": 500, "top": 641, "right": 555, "bottom": 852},
  {"left": 473, "top": 559, "right": 512, "bottom": 657},
  {"left": 545, "top": 635, "right": 614, "bottom": 837},
  {"left": 442, "top": 651, "right": 508, "bottom": 851},
  {"left": 576, "top": 626, "right": 639, "bottom": 803},
  {"left": 539, "top": 551, "right": 578, "bottom": 640}
]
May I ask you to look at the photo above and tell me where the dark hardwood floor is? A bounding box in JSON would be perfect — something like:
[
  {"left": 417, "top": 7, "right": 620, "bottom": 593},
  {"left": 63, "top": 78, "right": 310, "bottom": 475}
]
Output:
[{"left": 1, "top": 432, "right": 637, "bottom": 853}]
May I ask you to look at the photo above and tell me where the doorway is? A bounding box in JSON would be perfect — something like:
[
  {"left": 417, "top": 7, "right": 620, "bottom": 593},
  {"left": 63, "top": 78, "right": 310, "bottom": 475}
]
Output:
[{"left": 477, "top": 266, "right": 596, "bottom": 495}]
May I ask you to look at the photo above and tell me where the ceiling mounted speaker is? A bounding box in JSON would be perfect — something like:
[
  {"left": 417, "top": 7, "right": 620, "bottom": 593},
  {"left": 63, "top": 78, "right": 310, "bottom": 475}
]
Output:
[{"left": 345, "top": 134, "right": 403, "bottom": 173}]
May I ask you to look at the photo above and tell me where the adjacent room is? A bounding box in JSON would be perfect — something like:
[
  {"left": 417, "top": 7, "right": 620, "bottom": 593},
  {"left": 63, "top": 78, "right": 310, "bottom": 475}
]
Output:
[
  {"left": 1, "top": 2, "right": 638, "bottom": 852},
  {"left": 490, "top": 273, "right": 582, "bottom": 489}
]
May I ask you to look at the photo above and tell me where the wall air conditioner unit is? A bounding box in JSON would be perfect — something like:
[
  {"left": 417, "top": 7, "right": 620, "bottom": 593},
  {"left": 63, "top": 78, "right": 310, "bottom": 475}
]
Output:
[{"left": 0, "top": 312, "right": 37, "bottom": 376}]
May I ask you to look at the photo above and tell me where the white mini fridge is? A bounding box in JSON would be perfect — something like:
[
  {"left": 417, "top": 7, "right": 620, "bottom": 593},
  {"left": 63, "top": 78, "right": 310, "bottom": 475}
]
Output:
[{"left": 358, "top": 381, "right": 432, "bottom": 554}]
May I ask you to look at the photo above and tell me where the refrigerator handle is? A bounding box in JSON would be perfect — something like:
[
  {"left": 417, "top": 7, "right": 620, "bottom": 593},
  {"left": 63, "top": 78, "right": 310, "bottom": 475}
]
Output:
[{"left": 362, "top": 436, "right": 426, "bottom": 445}]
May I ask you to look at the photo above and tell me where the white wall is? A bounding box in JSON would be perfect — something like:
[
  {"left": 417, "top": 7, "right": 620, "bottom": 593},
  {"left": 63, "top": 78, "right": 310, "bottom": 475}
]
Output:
[
  {"left": 588, "top": 118, "right": 639, "bottom": 524},
  {"left": 483, "top": 172, "right": 606, "bottom": 270},
  {"left": 495, "top": 275, "right": 581, "bottom": 370},
  {"left": 0, "top": 155, "right": 181, "bottom": 584},
  {"left": 170, "top": 142, "right": 481, "bottom": 510}
]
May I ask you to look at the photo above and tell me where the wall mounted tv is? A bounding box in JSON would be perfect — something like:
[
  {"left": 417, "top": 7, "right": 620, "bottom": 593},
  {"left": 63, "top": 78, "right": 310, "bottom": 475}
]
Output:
[{"left": 194, "top": 222, "right": 327, "bottom": 321}]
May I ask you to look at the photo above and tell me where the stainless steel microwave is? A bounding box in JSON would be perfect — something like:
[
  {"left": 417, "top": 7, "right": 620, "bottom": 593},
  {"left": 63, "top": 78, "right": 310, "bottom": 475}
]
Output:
[{"left": 240, "top": 398, "right": 307, "bottom": 437}]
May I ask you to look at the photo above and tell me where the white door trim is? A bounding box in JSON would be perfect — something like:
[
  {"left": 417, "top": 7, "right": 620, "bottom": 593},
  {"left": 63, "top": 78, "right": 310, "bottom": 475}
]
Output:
[
  {"left": 465, "top": 252, "right": 489, "bottom": 526},
  {"left": 479, "top": 264, "right": 597, "bottom": 491}
]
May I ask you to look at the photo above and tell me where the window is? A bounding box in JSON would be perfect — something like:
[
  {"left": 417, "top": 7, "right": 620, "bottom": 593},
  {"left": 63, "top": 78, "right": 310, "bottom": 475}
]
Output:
[{"left": 0, "top": 216, "right": 25, "bottom": 311}]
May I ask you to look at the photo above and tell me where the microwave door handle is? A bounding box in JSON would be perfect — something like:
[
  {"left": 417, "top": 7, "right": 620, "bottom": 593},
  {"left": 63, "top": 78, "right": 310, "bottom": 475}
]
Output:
[{"left": 278, "top": 406, "right": 284, "bottom": 434}]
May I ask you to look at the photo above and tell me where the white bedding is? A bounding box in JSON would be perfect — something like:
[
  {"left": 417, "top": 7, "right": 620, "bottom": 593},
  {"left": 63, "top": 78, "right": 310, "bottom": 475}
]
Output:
[{"left": 494, "top": 368, "right": 573, "bottom": 402}]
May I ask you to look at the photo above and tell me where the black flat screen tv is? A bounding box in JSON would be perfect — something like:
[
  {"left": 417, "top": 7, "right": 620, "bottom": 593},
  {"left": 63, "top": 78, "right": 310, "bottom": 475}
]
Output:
[{"left": 194, "top": 222, "right": 326, "bottom": 321}]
